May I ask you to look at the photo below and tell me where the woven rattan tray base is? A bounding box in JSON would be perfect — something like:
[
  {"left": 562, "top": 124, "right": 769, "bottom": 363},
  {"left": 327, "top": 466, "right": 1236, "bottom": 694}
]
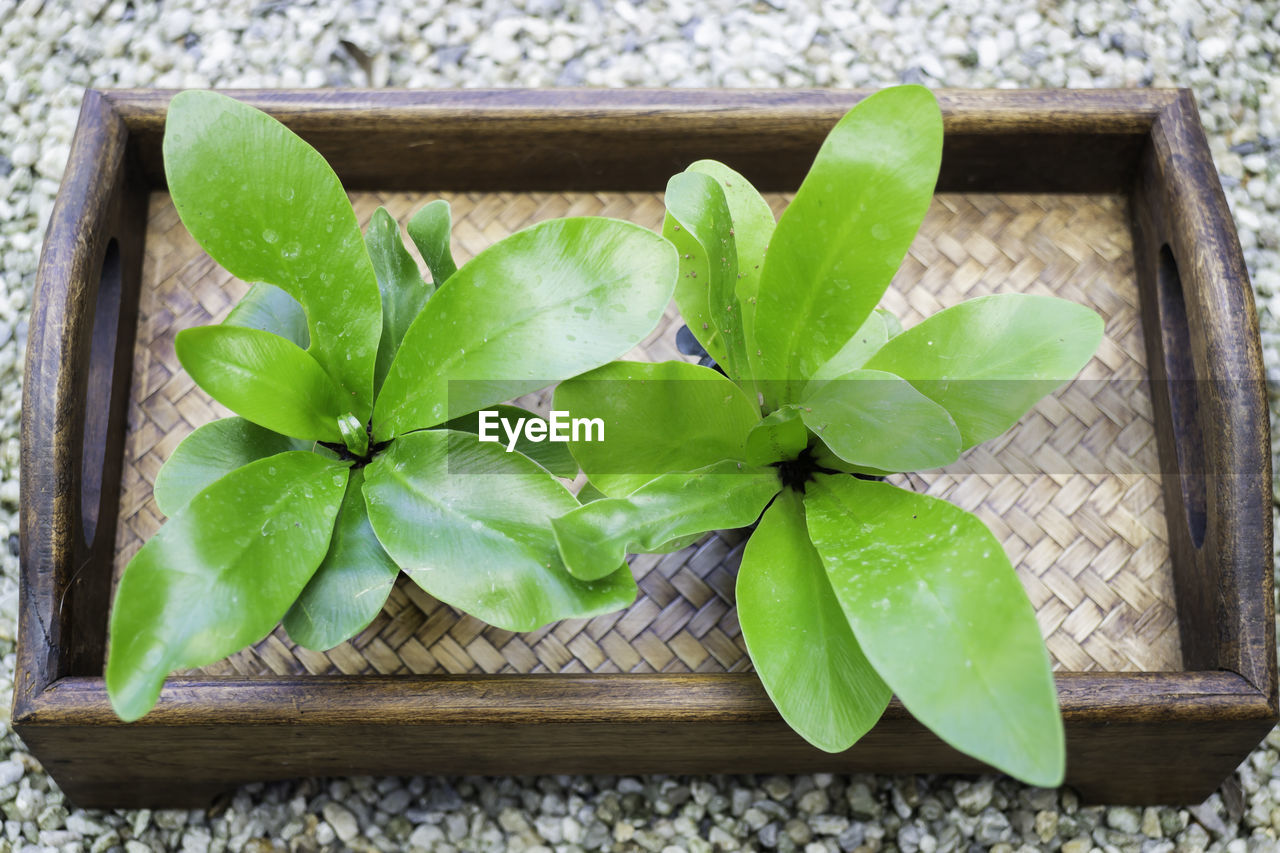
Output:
[{"left": 112, "top": 190, "right": 1181, "bottom": 678}]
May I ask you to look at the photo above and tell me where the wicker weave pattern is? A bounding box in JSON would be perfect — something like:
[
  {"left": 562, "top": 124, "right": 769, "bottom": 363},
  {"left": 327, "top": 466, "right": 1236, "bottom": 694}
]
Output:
[{"left": 112, "top": 190, "right": 1181, "bottom": 677}]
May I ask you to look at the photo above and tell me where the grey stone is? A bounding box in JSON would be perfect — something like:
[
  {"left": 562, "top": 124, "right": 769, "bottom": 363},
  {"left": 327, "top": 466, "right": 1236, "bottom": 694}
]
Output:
[
  {"left": 33, "top": 805, "right": 64, "bottom": 832},
  {"left": 955, "top": 779, "right": 995, "bottom": 815},
  {"left": 762, "top": 777, "right": 792, "bottom": 801},
  {"left": 836, "top": 822, "right": 866, "bottom": 850},
  {"left": 0, "top": 765, "right": 21, "bottom": 789},
  {"left": 975, "top": 809, "right": 1013, "bottom": 846},
  {"left": 90, "top": 832, "right": 123, "bottom": 853},
  {"left": 784, "top": 818, "right": 811, "bottom": 845},
  {"left": 322, "top": 803, "right": 360, "bottom": 843},
  {"left": 709, "top": 825, "right": 738, "bottom": 849},
  {"left": 1109, "top": 806, "right": 1143, "bottom": 834},
  {"left": 378, "top": 789, "right": 411, "bottom": 815},
  {"left": 797, "top": 790, "right": 828, "bottom": 815},
  {"left": 1142, "top": 808, "right": 1164, "bottom": 839},
  {"left": 0, "top": 5, "right": 1278, "bottom": 853},
  {"left": 810, "top": 814, "right": 849, "bottom": 836},
  {"left": 10, "top": 791, "right": 35, "bottom": 823},
  {"left": 181, "top": 828, "right": 211, "bottom": 853},
  {"left": 407, "top": 823, "right": 444, "bottom": 849},
  {"left": 846, "top": 783, "right": 882, "bottom": 820},
  {"left": 1189, "top": 802, "right": 1231, "bottom": 839},
  {"left": 1035, "top": 810, "right": 1059, "bottom": 843}
]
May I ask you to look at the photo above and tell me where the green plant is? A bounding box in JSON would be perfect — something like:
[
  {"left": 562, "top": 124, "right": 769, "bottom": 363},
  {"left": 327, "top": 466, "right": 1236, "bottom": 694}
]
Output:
[
  {"left": 550, "top": 85, "right": 1103, "bottom": 786},
  {"left": 106, "top": 91, "right": 679, "bottom": 722}
]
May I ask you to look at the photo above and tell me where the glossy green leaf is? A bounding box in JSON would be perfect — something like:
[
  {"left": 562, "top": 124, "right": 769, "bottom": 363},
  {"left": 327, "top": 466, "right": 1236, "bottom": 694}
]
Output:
[
  {"left": 800, "top": 369, "right": 961, "bottom": 472},
  {"left": 106, "top": 452, "right": 348, "bottom": 721},
  {"left": 553, "top": 360, "right": 761, "bottom": 497},
  {"left": 863, "top": 293, "right": 1103, "bottom": 448},
  {"left": 552, "top": 460, "right": 779, "bottom": 581},
  {"left": 445, "top": 404, "right": 578, "bottom": 478},
  {"left": 284, "top": 468, "right": 400, "bottom": 650},
  {"left": 224, "top": 283, "right": 309, "bottom": 349},
  {"left": 407, "top": 199, "right": 458, "bottom": 285},
  {"left": 337, "top": 413, "right": 369, "bottom": 457},
  {"left": 367, "top": 207, "right": 433, "bottom": 394},
  {"left": 662, "top": 212, "right": 723, "bottom": 365},
  {"left": 665, "top": 171, "right": 748, "bottom": 381},
  {"left": 363, "top": 430, "right": 637, "bottom": 632},
  {"left": 751, "top": 86, "right": 943, "bottom": 406},
  {"left": 175, "top": 325, "right": 350, "bottom": 443},
  {"left": 164, "top": 90, "right": 381, "bottom": 419},
  {"left": 687, "top": 160, "right": 775, "bottom": 351},
  {"left": 374, "top": 218, "right": 678, "bottom": 438},
  {"left": 808, "top": 310, "right": 888, "bottom": 390},
  {"left": 738, "top": 489, "right": 891, "bottom": 752},
  {"left": 153, "top": 417, "right": 310, "bottom": 517},
  {"left": 577, "top": 481, "right": 607, "bottom": 503},
  {"left": 745, "top": 407, "right": 808, "bottom": 466},
  {"left": 810, "top": 440, "right": 891, "bottom": 479},
  {"left": 876, "top": 307, "right": 903, "bottom": 339},
  {"left": 645, "top": 533, "right": 706, "bottom": 554},
  {"left": 805, "top": 475, "right": 1064, "bottom": 786}
]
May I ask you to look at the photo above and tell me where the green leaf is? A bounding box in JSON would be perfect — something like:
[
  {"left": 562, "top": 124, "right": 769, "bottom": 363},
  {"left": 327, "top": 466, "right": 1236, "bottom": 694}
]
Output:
[
  {"left": 662, "top": 212, "right": 723, "bottom": 365},
  {"left": 337, "top": 413, "right": 369, "bottom": 457},
  {"left": 363, "top": 430, "right": 637, "bottom": 632},
  {"left": 106, "top": 452, "right": 348, "bottom": 721},
  {"left": 284, "top": 468, "right": 400, "bottom": 650},
  {"left": 164, "top": 90, "right": 382, "bottom": 419},
  {"left": 175, "top": 325, "right": 351, "bottom": 443},
  {"left": 810, "top": 441, "right": 891, "bottom": 479},
  {"left": 800, "top": 369, "right": 961, "bottom": 472},
  {"left": 686, "top": 161, "right": 775, "bottom": 352},
  {"left": 751, "top": 85, "right": 943, "bottom": 406},
  {"left": 552, "top": 460, "right": 779, "bottom": 581},
  {"left": 665, "top": 171, "right": 748, "bottom": 381},
  {"left": 804, "top": 475, "right": 1064, "bottom": 786},
  {"left": 367, "top": 207, "right": 433, "bottom": 394},
  {"left": 745, "top": 407, "right": 808, "bottom": 466},
  {"left": 224, "top": 283, "right": 309, "bottom": 349},
  {"left": 862, "top": 293, "right": 1104, "bottom": 448},
  {"left": 153, "top": 417, "right": 310, "bottom": 517},
  {"left": 407, "top": 199, "right": 459, "bottom": 285},
  {"left": 737, "top": 489, "right": 891, "bottom": 752},
  {"left": 577, "top": 481, "right": 607, "bottom": 503},
  {"left": 807, "top": 310, "right": 888, "bottom": 390},
  {"left": 876, "top": 307, "right": 903, "bottom": 339},
  {"left": 374, "top": 218, "right": 678, "bottom": 438},
  {"left": 444, "top": 404, "right": 578, "bottom": 478},
  {"left": 553, "top": 360, "right": 762, "bottom": 497}
]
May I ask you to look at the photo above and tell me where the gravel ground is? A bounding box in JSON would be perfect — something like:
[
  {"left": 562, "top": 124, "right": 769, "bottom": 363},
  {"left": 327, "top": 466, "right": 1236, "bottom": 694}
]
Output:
[{"left": 2, "top": 0, "right": 1280, "bottom": 851}]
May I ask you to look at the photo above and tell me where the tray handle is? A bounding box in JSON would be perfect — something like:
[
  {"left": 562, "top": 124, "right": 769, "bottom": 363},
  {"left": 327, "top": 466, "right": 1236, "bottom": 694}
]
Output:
[
  {"left": 1138, "top": 92, "right": 1274, "bottom": 694},
  {"left": 18, "top": 91, "right": 144, "bottom": 702}
]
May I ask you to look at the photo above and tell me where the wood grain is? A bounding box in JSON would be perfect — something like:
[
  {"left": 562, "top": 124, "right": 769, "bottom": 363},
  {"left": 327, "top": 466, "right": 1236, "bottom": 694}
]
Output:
[
  {"left": 1130, "top": 91, "right": 1276, "bottom": 698},
  {"left": 17, "top": 671, "right": 1275, "bottom": 808},
  {"left": 100, "top": 88, "right": 1178, "bottom": 194},
  {"left": 16, "top": 87, "right": 1274, "bottom": 809},
  {"left": 16, "top": 91, "right": 147, "bottom": 720}
]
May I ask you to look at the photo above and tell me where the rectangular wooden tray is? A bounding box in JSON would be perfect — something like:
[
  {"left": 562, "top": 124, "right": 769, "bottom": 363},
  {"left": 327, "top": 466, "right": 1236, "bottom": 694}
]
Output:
[{"left": 17, "top": 88, "right": 1275, "bottom": 808}]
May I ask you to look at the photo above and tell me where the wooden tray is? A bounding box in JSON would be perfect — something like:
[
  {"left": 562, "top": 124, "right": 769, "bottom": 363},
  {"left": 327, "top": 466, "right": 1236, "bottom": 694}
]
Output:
[{"left": 17, "top": 89, "right": 1275, "bottom": 808}]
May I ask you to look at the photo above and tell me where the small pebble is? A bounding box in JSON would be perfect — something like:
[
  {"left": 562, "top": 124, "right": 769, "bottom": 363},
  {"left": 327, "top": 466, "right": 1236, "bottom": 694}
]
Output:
[{"left": 0, "top": 4, "right": 1277, "bottom": 853}]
